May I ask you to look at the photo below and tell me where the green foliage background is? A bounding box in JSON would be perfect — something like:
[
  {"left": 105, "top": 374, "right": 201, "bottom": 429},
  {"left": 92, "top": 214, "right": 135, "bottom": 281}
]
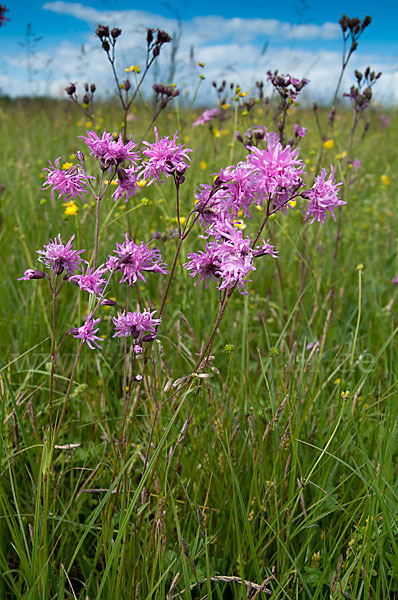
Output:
[{"left": 0, "top": 97, "right": 397, "bottom": 599}]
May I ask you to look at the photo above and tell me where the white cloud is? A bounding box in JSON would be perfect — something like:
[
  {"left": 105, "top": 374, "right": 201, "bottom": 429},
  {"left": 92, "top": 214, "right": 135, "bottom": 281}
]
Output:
[
  {"left": 2, "top": 2, "right": 396, "bottom": 105},
  {"left": 43, "top": 2, "right": 340, "bottom": 41}
]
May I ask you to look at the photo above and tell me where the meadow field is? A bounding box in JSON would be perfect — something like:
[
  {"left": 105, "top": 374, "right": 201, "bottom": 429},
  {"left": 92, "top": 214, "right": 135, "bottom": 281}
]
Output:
[{"left": 0, "top": 70, "right": 397, "bottom": 599}]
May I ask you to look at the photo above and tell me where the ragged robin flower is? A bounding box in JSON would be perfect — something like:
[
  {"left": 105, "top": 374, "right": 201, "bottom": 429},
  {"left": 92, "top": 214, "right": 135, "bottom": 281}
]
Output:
[
  {"left": 42, "top": 157, "right": 93, "bottom": 202},
  {"left": 69, "top": 313, "right": 103, "bottom": 349},
  {"left": 36, "top": 234, "right": 85, "bottom": 275}
]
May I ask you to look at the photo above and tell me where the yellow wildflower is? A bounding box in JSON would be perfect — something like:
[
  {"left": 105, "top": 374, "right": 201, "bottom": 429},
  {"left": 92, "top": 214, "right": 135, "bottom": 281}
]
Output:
[
  {"left": 288, "top": 199, "right": 296, "bottom": 208},
  {"left": 137, "top": 179, "right": 147, "bottom": 188},
  {"left": 62, "top": 201, "right": 78, "bottom": 216},
  {"left": 200, "top": 161, "right": 207, "bottom": 170},
  {"left": 213, "top": 129, "right": 220, "bottom": 138},
  {"left": 222, "top": 103, "right": 230, "bottom": 110},
  {"left": 323, "top": 139, "right": 334, "bottom": 149},
  {"left": 61, "top": 162, "right": 73, "bottom": 170},
  {"left": 381, "top": 174, "right": 390, "bottom": 186},
  {"left": 198, "top": 61, "right": 205, "bottom": 67}
]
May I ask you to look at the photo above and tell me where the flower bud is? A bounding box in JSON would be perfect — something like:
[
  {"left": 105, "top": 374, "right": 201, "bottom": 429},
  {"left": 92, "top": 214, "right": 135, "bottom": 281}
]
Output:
[
  {"left": 83, "top": 94, "right": 90, "bottom": 105},
  {"left": 65, "top": 82, "right": 76, "bottom": 96},
  {"left": 142, "top": 333, "right": 156, "bottom": 342},
  {"left": 18, "top": 269, "right": 46, "bottom": 281},
  {"left": 95, "top": 24, "right": 109, "bottom": 39},
  {"left": 90, "top": 83, "right": 96, "bottom": 93},
  {"left": 101, "top": 298, "right": 118, "bottom": 307},
  {"left": 361, "top": 15, "right": 371, "bottom": 30},
  {"left": 157, "top": 29, "right": 172, "bottom": 44},
  {"left": 76, "top": 151, "right": 85, "bottom": 164},
  {"left": 102, "top": 40, "right": 110, "bottom": 52},
  {"left": 339, "top": 14, "right": 348, "bottom": 32},
  {"left": 146, "top": 28, "right": 154, "bottom": 45},
  {"left": 53, "top": 259, "right": 64, "bottom": 275},
  {"left": 111, "top": 27, "right": 122, "bottom": 39},
  {"left": 123, "top": 79, "right": 131, "bottom": 91}
]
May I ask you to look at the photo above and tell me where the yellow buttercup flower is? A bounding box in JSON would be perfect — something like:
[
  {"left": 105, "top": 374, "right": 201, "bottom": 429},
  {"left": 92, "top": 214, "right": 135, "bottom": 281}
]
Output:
[
  {"left": 323, "top": 139, "right": 334, "bottom": 149},
  {"left": 381, "top": 174, "right": 390, "bottom": 186},
  {"left": 62, "top": 201, "right": 78, "bottom": 216},
  {"left": 200, "top": 161, "right": 207, "bottom": 170},
  {"left": 61, "top": 162, "right": 73, "bottom": 170},
  {"left": 137, "top": 179, "right": 147, "bottom": 188},
  {"left": 222, "top": 103, "right": 230, "bottom": 110}
]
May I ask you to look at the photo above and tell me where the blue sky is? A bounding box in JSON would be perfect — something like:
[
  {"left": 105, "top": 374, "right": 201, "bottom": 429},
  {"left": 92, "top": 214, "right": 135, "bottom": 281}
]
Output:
[{"left": 1, "top": 0, "right": 397, "bottom": 103}]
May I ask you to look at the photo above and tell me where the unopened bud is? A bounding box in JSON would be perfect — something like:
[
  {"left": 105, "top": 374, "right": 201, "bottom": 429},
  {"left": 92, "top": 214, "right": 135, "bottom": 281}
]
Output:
[
  {"left": 102, "top": 40, "right": 110, "bottom": 52},
  {"left": 142, "top": 333, "right": 157, "bottom": 342},
  {"left": 65, "top": 82, "right": 76, "bottom": 96},
  {"left": 53, "top": 259, "right": 64, "bottom": 275},
  {"left": 339, "top": 14, "right": 348, "bottom": 32},
  {"left": 152, "top": 46, "right": 160, "bottom": 57},
  {"left": 146, "top": 28, "right": 154, "bottom": 45},
  {"left": 18, "top": 269, "right": 46, "bottom": 280},
  {"left": 111, "top": 27, "right": 122, "bottom": 39},
  {"left": 76, "top": 151, "right": 85, "bottom": 164},
  {"left": 101, "top": 298, "right": 118, "bottom": 307},
  {"left": 362, "top": 15, "right": 371, "bottom": 30},
  {"left": 95, "top": 24, "right": 109, "bottom": 39},
  {"left": 157, "top": 29, "right": 172, "bottom": 44},
  {"left": 90, "top": 83, "right": 96, "bottom": 93},
  {"left": 68, "top": 327, "right": 79, "bottom": 336},
  {"left": 83, "top": 82, "right": 89, "bottom": 92},
  {"left": 123, "top": 79, "right": 131, "bottom": 90},
  {"left": 83, "top": 94, "right": 90, "bottom": 104}
]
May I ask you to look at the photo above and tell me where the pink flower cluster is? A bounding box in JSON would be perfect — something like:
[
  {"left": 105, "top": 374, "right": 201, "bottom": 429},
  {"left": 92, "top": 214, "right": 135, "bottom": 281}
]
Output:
[
  {"left": 106, "top": 234, "right": 168, "bottom": 285},
  {"left": 185, "top": 220, "right": 277, "bottom": 295},
  {"left": 140, "top": 127, "right": 192, "bottom": 183},
  {"left": 185, "top": 135, "right": 343, "bottom": 294},
  {"left": 42, "top": 128, "right": 192, "bottom": 204}
]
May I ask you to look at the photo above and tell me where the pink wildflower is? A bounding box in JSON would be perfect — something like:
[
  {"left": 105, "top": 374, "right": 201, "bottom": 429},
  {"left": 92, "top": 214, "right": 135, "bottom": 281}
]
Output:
[
  {"left": 192, "top": 108, "right": 219, "bottom": 128},
  {"left": 42, "top": 158, "right": 92, "bottom": 202},
  {"left": 80, "top": 130, "right": 138, "bottom": 168},
  {"left": 37, "top": 234, "right": 85, "bottom": 275},
  {"left": 70, "top": 313, "right": 103, "bottom": 350},
  {"left": 304, "top": 165, "right": 345, "bottom": 224},
  {"left": 106, "top": 234, "right": 168, "bottom": 285},
  {"left": 69, "top": 264, "right": 108, "bottom": 295},
  {"left": 140, "top": 128, "right": 192, "bottom": 182},
  {"left": 293, "top": 124, "right": 307, "bottom": 138},
  {"left": 112, "top": 167, "right": 139, "bottom": 202},
  {"left": 112, "top": 309, "right": 161, "bottom": 342}
]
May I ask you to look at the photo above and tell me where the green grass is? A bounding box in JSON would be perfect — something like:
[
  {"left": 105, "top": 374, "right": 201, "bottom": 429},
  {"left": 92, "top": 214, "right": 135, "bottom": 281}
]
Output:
[{"left": 0, "top": 96, "right": 397, "bottom": 599}]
